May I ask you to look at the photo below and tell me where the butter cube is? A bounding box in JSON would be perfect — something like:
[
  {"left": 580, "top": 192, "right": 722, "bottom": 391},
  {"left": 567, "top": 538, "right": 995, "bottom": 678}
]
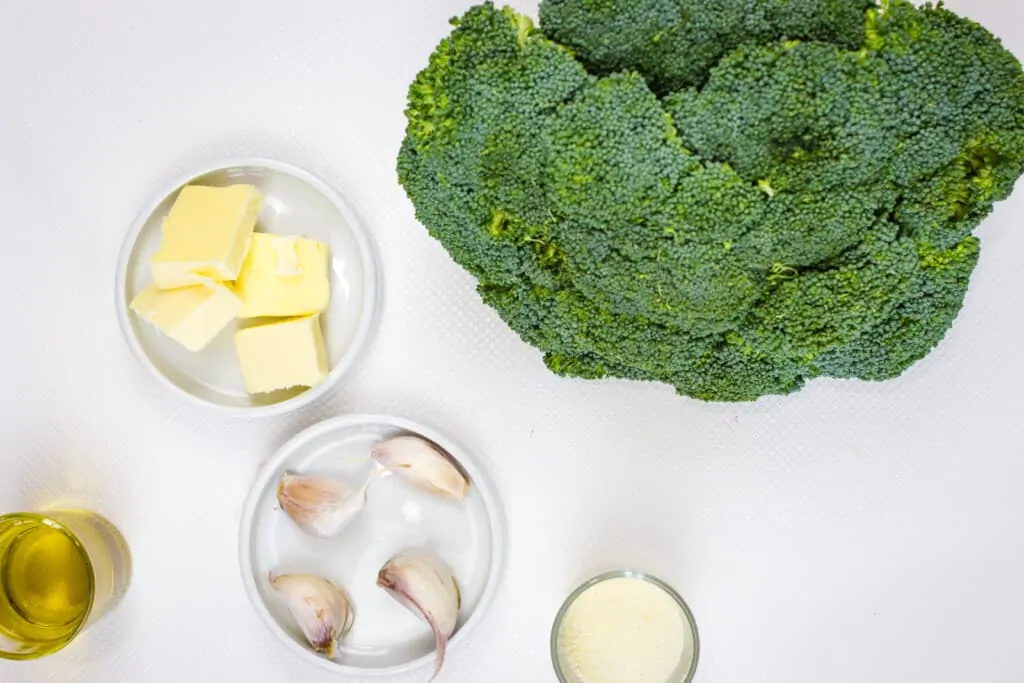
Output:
[
  {"left": 235, "top": 233, "right": 331, "bottom": 318},
  {"left": 151, "top": 184, "right": 263, "bottom": 289},
  {"left": 234, "top": 315, "right": 329, "bottom": 394},
  {"left": 130, "top": 282, "right": 242, "bottom": 352}
]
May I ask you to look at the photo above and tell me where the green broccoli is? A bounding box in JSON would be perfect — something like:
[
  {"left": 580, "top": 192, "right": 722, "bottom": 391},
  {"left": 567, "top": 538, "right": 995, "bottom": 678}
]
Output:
[
  {"left": 398, "top": 4, "right": 589, "bottom": 289},
  {"left": 540, "top": 0, "right": 876, "bottom": 94},
  {"left": 398, "top": 0, "right": 1024, "bottom": 402}
]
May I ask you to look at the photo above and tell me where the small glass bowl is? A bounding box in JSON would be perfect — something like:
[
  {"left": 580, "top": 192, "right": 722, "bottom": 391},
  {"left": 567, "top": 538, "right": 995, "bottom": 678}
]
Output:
[{"left": 551, "top": 570, "right": 700, "bottom": 683}]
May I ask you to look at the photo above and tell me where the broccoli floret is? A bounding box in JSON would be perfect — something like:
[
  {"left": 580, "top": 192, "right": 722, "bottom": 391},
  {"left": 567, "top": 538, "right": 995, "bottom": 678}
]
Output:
[
  {"left": 870, "top": 2, "right": 1024, "bottom": 248},
  {"left": 815, "top": 237, "right": 981, "bottom": 380},
  {"left": 665, "top": 41, "right": 901, "bottom": 194},
  {"left": 398, "top": 4, "right": 589, "bottom": 288},
  {"left": 540, "top": 0, "right": 875, "bottom": 94},
  {"left": 545, "top": 72, "right": 762, "bottom": 332},
  {"left": 481, "top": 278, "right": 808, "bottom": 401},
  {"left": 397, "top": 1, "right": 1024, "bottom": 402},
  {"left": 741, "top": 222, "right": 918, "bottom": 365}
]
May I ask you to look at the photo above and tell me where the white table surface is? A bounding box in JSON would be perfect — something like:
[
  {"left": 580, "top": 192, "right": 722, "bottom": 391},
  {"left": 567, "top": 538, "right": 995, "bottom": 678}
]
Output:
[{"left": 2, "top": 1, "right": 1023, "bottom": 682}]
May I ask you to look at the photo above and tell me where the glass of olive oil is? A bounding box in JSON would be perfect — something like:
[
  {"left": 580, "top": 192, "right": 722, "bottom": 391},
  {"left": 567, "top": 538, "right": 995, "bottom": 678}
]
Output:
[{"left": 0, "top": 511, "right": 131, "bottom": 660}]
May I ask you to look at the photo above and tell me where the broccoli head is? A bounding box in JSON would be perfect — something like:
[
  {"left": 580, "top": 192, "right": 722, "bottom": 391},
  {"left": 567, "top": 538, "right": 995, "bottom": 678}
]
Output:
[{"left": 398, "top": 0, "right": 1024, "bottom": 402}]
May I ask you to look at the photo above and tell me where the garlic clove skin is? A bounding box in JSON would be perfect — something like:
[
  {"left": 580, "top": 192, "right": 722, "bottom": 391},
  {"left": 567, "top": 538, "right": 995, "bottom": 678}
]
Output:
[
  {"left": 371, "top": 436, "right": 470, "bottom": 502},
  {"left": 277, "top": 472, "right": 368, "bottom": 538},
  {"left": 377, "top": 553, "right": 462, "bottom": 680},
  {"left": 269, "top": 573, "right": 354, "bottom": 659}
]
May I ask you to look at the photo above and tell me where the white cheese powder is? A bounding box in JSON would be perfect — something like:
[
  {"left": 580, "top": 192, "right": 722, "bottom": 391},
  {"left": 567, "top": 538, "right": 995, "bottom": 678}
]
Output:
[{"left": 556, "top": 577, "right": 689, "bottom": 683}]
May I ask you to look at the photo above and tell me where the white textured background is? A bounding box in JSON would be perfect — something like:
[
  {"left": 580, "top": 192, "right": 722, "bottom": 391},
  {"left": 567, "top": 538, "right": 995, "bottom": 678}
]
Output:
[{"left": 1, "top": 1, "right": 1023, "bottom": 682}]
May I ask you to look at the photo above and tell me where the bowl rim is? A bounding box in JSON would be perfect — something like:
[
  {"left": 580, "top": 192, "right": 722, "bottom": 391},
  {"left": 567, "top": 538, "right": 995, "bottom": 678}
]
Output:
[
  {"left": 237, "top": 414, "right": 508, "bottom": 676},
  {"left": 550, "top": 570, "right": 701, "bottom": 683},
  {"left": 114, "top": 156, "right": 382, "bottom": 418}
]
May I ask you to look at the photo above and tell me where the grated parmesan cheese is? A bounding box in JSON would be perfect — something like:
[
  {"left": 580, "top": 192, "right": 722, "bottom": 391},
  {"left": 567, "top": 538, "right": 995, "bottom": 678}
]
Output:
[{"left": 556, "top": 577, "right": 690, "bottom": 683}]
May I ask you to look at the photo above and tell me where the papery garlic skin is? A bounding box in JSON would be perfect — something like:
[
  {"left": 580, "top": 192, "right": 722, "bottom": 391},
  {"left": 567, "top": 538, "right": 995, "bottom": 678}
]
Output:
[
  {"left": 371, "top": 436, "right": 470, "bottom": 502},
  {"left": 277, "top": 472, "right": 368, "bottom": 538},
  {"left": 377, "top": 553, "right": 462, "bottom": 679},
  {"left": 269, "top": 573, "right": 354, "bottom": 659}
]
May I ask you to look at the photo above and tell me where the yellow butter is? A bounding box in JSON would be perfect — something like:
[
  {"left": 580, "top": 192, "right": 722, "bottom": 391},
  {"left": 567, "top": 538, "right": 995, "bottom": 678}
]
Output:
[
  {"left": 235, "top": 233, "right": 331, "bottom": 318},
  {"left": 151, "top": 184, "right": 263, "bottom": 289},
  {"left": 130, "top": 282, "right": 242, "bottom": 352},
  {"left": 234, "top": 315, "right": 329, "bottom": 394}
]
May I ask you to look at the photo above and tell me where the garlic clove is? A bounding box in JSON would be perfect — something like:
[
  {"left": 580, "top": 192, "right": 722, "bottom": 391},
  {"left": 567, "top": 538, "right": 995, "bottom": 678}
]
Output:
[
  {"left": 277, "top": 472, "right": 368, "bottom": 538},
  {"left": 377, "top": 553, "right": 462, "bottom": 680},
  {"left": 371, "top": 436, "right": 470, "bottom": 502},
  {"left": 269, "top": 573, "right": 354, "bottom": 659}
]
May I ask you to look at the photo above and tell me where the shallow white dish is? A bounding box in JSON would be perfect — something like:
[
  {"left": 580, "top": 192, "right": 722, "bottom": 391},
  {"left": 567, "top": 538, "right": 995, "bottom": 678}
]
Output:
[
  {"left": 239, "top": 415, "right": 506, "bottom": 676},
  {"left": 115, "top": 158, "right": 381, "bottom": 417}
]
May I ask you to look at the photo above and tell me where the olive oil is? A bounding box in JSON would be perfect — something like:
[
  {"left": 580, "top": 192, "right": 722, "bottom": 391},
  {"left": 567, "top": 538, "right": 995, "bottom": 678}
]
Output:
[
  {"left": 0, "top": 521, "right": 91, "bottom": 644},
  {"left": 0, "top": 512, "right": 130, "bottom": 660}
]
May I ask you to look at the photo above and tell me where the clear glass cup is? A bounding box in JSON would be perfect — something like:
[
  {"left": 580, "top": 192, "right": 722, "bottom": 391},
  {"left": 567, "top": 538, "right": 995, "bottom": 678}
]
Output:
[
  {"left": 551, "top": 570, "right": 700, "bottom": 683},
  {"left": 0, "top": 510, "right": 132, "bottom": 660}
]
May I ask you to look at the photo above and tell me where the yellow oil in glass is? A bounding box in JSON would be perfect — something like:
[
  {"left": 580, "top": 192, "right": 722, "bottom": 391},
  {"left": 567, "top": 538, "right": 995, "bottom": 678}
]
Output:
[
  {"left": 2, "top": 523, "right": 91, "bottom": 624},
  {"left": 0, "top": 515, "right": 95, "bottom": 659}
]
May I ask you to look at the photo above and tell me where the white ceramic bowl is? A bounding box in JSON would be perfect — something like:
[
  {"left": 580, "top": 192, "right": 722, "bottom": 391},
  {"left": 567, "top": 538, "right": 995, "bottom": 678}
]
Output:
[
  {"left": 239, "top": 415, "right": 506, "bottom": 677},
  {"left": 115, "top": 158, "right": 381, "bottom": 417}
]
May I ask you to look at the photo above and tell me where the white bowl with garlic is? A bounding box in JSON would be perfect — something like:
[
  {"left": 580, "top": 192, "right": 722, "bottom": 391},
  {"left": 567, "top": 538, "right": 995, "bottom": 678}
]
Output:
[
  {"left": 239, "top": 415, "right": 506, "bottom": 678},
  {"left": 116, "top": 158, "right": 381, "bottom": 417}
]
